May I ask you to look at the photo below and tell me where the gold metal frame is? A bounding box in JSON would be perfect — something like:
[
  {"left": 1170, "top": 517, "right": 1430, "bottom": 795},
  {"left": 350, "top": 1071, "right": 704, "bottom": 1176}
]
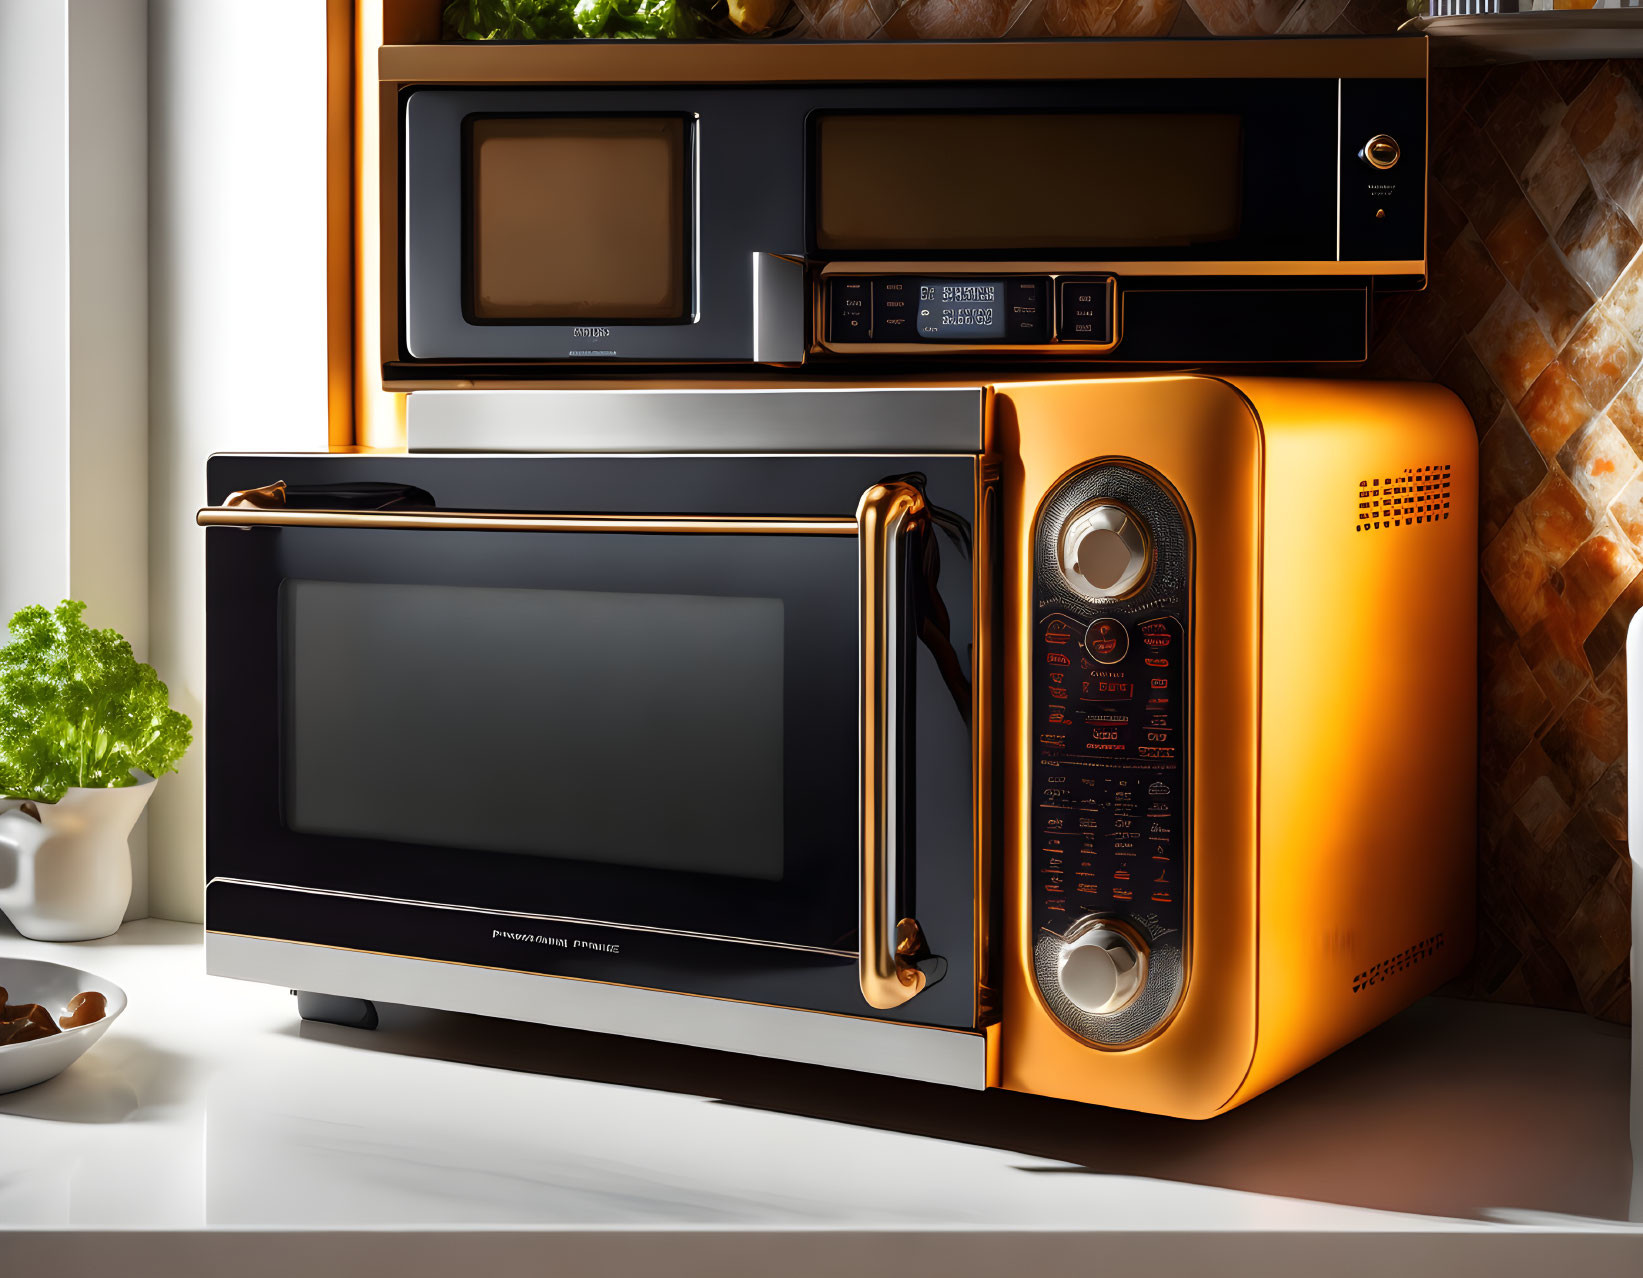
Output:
[
  {"left": 377, "top": 36, "right": 1428, "bottom": 85},
  {"left": 856, "top": 481, "right": 930, "bottom": 1010},
  {"left": 197, "top": 503, "right": 857, "bottom": 537}
]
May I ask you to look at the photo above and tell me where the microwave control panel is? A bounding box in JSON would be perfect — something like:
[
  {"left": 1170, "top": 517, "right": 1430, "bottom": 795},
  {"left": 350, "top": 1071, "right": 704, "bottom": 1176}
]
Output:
[
  {"left": 823, "top": 275, "right": 1116, "bottom": 351},
  {"left": 1028, "top": 462, "right": 1191, "bottom": 1047}
]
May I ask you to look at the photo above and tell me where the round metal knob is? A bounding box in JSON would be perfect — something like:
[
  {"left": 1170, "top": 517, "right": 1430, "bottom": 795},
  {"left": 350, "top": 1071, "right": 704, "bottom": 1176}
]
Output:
[
  {"left": 1058, "top": 503, "right": 1150, "bottom": 601},
  {"left": 1361, "top": 134, "right": 1400, "bottom": 170},
  {"left": 1057, "top": 920, "right": 1146, "bottom": 1016}
]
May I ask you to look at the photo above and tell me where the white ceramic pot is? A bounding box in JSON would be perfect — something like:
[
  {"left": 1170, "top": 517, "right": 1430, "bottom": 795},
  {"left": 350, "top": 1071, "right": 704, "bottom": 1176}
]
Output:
[{"left": 0, "top": 772, "right": 155, "bottom": 941}]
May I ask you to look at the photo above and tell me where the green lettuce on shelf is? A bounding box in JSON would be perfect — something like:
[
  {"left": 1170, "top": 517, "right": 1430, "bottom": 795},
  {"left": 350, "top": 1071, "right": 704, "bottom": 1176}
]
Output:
[
  {"left": 0, "top": 600, "right": 192, "bottom": 803},
  {"left": 445, "top": 0, "right": 698, "bottom": 40}
]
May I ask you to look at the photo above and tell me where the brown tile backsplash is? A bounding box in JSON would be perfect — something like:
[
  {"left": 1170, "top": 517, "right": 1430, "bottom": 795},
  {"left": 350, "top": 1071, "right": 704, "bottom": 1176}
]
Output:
[{"left": 1393, "top": 59, "right": 1642, "bottom": 1026}]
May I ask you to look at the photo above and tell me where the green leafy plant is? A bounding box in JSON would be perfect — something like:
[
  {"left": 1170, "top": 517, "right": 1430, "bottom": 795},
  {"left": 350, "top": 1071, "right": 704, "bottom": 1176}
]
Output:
[
  {"left": 0, "top": 601, "right": 192, "bottom": 803},
  {"left": 445, "top": 0, "right": 697, "bottom": 42}
]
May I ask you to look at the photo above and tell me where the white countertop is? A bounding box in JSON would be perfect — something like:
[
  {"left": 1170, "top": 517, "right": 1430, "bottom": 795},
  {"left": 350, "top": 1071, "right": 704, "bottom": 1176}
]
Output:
[{"left": 1, "top": 917, "right": 1640, "bottom": 1276}]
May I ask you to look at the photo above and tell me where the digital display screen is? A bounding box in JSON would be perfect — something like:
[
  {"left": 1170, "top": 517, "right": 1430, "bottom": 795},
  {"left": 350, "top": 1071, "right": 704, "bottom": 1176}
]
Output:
[{"left": 916, "top": 280, "right": 1006, "bottom": 339}]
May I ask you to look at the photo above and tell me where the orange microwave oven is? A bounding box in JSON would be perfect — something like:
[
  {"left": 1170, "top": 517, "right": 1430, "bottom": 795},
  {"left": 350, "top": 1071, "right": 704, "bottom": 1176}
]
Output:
[{"left": 199, "top": 374, "right": 1476, "bottom": 1119}]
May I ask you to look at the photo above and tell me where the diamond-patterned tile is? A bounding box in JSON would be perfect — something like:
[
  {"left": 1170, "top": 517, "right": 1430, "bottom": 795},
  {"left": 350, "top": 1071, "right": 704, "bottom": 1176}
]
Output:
[
  {"left": 1562, "top": 309, "right": 1642, "bottom": 408},
  {"left": 1581, "top": 570, "right": 1643, "bottom": 680},
  {"left": 1558, "top": 878, "right": 1632, "bottom": 1017},
  {"left": 1518, "top": 599, "right": 1593, "bottom": 724},
  {"left": 1601, "top": 249, "right": 1643, "bottom": 349},
  {"left": 1031, "top": 0, "right": 1183, "bottom": 35},
  {"left": 1439, "top": 115, "right": 1529, "bottom": 241},
  {"left": 1471, "top": 288, "right": 1558, "bottom": 404},
  {"left": 1605, "top": 365, "right": 1643, "bottom": 453},
  {"left": 1556, "top": 187, "right": 1643, "bottom": 299},
  {"left": 1517, "top": 360, "right": 1598, "bottom": 459},
  {"left": 1565, "top": 64, "right": 1643, "bottom": 227},
  {"left": 1482, "top": 507, "right": 1556, "bottom": 635},
  {"left": 1486, "top": 63, "right": 1569, "bottom": 179},
  {"left": 1555, "top": 412, "right": 1640, "bottom": 511},
  {"left": 1558, "top": 533, "right": 1642, "bottom": 641},
  {"left": 1483, "top": 196, "right": 1549, "bottom": 288},
  {"left": 1541, "top": 671, "right": 1627, "bottom": 799},
  {"left": 1583, "top": 757, "right": 1629, "bottom": 848},
  {"left": 1523, "top": 127, "right": 1591, "bottom": 234},
  {"left": 1522, "top": 466, "right": 1596, "bottom": 568},
  {"left": 1439, "top": 341, "right": 1507, "bottom": 433},
  {"left": 1518, "top": 242, "right": 1595, "bottom": 350},
  {"left": 1480, "top": 636, "right": 1554, "bottom": 771},
  {"left": 1544, "top": 59, "right": 1603, "bottom": 106}
]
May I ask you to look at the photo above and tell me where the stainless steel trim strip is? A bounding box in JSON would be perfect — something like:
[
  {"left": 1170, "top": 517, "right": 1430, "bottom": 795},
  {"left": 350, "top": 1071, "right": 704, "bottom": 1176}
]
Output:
[
  {"left": 207, "top": 931, "right": 989, "bottom": 1089},
  {"left": 207, "top": 877, "right": 857, "bottom": 958},
  {"left": 752, "top": 252, "right": 806, "bottom": 365},
  {"left": 404, "top": 387, "right": 987, "bottom": 454}
]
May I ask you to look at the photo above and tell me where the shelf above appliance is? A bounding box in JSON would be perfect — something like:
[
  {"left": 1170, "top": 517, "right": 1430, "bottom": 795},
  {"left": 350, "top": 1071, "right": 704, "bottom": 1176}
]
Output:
[{"left": 1409, "top": 9, "right": 1643, "bottom": 63}]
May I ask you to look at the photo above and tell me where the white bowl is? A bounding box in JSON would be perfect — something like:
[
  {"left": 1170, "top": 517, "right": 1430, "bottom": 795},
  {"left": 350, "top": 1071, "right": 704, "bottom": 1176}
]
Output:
[{"left": 0, "top": 956, "right": 127, "bottom": 1094}]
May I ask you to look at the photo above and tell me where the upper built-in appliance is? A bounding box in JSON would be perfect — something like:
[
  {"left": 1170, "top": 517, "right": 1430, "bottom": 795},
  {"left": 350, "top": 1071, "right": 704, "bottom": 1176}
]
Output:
[{"left": 385, "top": 37, "right": 1427, "bottom": 377}]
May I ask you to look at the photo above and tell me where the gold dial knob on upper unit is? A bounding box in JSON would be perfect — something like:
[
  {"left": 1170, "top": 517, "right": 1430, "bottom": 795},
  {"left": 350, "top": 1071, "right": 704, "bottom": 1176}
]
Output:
[
  {"left": 1058, "top": 502, "right": 1150, "bottom": 601},
  {"left": 1361, "top": 134, "right": 1400, "bottom": 170},
  {"left": 1057, "top": 920, "right": 1146, "bottom": 1016}
]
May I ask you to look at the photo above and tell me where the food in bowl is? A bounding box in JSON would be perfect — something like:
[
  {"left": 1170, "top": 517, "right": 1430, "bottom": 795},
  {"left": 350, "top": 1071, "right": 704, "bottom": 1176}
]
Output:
[{"left": 0, "top": 984, "right": 109, "bottom": 1044}]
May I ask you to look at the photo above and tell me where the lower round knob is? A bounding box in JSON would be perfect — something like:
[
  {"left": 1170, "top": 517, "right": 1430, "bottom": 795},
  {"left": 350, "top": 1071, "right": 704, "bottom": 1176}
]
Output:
[{"left": 1057, "top": 922, "right": 1145, "bottom": 1016}]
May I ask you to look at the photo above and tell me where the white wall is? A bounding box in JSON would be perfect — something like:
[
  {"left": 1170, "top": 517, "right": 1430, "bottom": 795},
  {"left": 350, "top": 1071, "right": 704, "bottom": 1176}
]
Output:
[
  {"left": 0, "top": 6, "right": 71, "bottom": 627},
  {"left": 147, "top": 0, "right": 330, "bottom": 921},
  {"left": 0, "top": 0, "right": 150, "bottom": 916}
]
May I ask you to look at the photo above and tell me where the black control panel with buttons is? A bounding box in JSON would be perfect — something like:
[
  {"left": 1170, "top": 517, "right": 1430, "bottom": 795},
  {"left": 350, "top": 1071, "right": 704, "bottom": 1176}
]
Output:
[
  {"left": 826, "top": 274, "right": 1109, "bottom": 347},
  {"left": 1057, "top": 278, "right": 1114, "bottom": 343},
  {"left": 829, "top": 278, "right": 871, "bottom": 341}
]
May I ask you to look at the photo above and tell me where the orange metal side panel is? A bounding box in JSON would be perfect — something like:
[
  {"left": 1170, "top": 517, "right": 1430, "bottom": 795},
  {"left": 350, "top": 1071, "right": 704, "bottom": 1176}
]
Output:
[
  {"left": 1224, "top": 377, "right": 1477, "bottom": 1110},
  {"left": 993, "top": 375, "right": 1263, "bottom": 1120}
]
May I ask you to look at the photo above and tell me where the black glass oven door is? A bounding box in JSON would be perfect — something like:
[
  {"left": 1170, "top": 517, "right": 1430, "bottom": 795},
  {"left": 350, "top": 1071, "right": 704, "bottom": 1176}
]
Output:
[{"left": 202, "top": 454, "right": 980, "bottom": 1031}]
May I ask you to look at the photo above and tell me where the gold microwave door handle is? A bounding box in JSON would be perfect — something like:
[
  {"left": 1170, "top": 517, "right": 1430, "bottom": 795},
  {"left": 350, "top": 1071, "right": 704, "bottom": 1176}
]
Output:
[
  {"left": 222, "top": 481, "right": 288, "bottom": 510},
  {"left": 196, "top": 504, "right": 856, "bottom": 536},
  {"left": 857, "top": 480, "right": 930, "bottom": 1011}
]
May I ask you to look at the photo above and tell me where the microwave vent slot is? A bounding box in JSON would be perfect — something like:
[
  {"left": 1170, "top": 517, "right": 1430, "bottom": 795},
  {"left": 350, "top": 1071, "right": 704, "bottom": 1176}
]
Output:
[
  {"left": 1351, "top": 932, "right": 1446, "bottom": 994},
  {"left": 1355, "top": 464, "right": 1452, "bottom": 533}
]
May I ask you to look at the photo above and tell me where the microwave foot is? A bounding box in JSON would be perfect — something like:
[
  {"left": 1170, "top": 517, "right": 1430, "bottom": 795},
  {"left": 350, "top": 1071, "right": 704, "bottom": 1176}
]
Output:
[{"left": 295, "top": 990, "right": 379, "bottom": 1031}]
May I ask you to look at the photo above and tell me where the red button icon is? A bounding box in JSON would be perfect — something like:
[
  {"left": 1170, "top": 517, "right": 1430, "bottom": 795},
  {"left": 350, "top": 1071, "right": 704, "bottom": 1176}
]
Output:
[{"left": 1085, "top": 617, "right": 1129, "bottom": 665}]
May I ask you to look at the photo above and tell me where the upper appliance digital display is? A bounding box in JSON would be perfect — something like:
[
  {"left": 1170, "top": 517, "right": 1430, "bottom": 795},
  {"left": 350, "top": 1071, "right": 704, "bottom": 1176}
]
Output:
[
  {"left": 814, "top": 113, "right": 1244, "bottom": 252},
  {"left": 916, "top": 280, "right": 1005, "bottom": 338}
]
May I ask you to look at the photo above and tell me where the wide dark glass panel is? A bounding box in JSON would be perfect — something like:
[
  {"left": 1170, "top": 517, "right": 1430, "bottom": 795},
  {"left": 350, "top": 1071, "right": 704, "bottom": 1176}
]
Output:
[
  {"left": 283, "top": 580, "right": 785, "bottom": 881},
  {"left": 816, "top": 113, "right": 1244, "bottom": 251}
]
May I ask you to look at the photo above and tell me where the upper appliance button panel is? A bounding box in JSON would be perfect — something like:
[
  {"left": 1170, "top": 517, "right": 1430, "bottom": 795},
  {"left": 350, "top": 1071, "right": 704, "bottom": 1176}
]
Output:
[
  {"left": 1056, "top": 278, "right": 1114, "bottom": 343},
  {"left": 1005, "top": 277, "right": 1049, "bottom": 342},
  {"left": 825, "top": 275, "right": 1105, "bottom": 346},
  {"left": 829, "top": 279, "right": 871, "bottom": 341},
  {"left": 872, "top": 278, "right": 915, "bottom": 340}
]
